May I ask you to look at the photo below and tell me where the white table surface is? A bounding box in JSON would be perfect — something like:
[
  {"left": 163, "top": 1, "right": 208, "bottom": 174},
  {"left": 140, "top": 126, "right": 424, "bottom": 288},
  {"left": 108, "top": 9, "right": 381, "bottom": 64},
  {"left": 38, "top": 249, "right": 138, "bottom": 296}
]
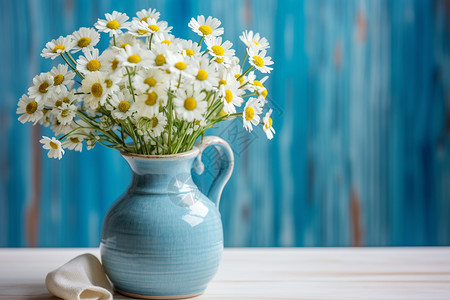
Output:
[{"left": 0, "top": 247, "right": 449, "bottom": 299}]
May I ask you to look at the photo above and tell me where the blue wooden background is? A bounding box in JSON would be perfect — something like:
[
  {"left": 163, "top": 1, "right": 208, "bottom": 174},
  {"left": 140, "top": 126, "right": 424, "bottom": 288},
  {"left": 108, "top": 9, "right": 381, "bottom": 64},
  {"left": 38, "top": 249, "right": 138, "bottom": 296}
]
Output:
[{"left": 1, "top": 0, "right": 449, "bottom": 247}]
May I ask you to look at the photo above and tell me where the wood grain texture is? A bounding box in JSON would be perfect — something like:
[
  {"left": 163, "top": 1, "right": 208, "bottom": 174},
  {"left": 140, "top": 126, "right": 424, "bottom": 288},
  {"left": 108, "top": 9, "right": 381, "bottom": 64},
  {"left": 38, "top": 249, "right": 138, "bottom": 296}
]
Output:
[
  {"left": 0, "top": 0, "right": 450, "bottom": 247},
  {"left": 0, "top": 248, "right": 449, "bottom": 299}
]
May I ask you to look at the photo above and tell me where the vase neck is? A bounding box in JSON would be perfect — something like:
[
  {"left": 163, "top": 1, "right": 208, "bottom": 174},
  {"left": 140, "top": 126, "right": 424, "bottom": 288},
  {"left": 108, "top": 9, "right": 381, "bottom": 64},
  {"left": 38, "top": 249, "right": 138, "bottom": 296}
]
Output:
[{"left": 122, "top": 152, "right": 199, "bottom": 195}]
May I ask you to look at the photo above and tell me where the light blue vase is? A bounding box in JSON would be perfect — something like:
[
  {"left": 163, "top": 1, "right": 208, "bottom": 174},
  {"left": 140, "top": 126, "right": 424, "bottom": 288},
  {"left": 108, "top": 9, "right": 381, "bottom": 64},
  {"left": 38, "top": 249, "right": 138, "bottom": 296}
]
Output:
[{"left": 100, "top": 136, "right": 234, "bottom": 299}]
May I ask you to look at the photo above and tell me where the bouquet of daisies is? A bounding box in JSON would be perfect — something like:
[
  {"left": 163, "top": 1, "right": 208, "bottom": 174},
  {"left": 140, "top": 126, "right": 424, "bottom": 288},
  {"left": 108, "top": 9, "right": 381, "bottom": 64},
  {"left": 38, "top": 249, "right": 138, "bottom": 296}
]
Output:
[{"left": 17, "top": 9, "right": 275, "bottom": 159}]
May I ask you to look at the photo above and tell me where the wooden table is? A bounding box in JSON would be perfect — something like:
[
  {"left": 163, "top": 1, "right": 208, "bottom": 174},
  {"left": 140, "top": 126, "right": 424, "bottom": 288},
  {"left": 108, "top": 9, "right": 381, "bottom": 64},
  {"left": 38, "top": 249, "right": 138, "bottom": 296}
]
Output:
[{"left": 0, "top": 247, "right": 449, "bottom": 299}]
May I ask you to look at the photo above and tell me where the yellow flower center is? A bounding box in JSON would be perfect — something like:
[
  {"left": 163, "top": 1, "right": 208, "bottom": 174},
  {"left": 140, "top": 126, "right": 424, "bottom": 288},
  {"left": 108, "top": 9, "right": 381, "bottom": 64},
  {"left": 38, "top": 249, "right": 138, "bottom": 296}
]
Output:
[
  {"left": 49, "top": 141, "right": 59, "bottom": 149},
  {"left": 91, "top": 83, "right": 103, "bottom": 98},
  {"left": 219, "top": 109, "right": 227, "bottom": 116},
  {"left": 148, "top": 24, "right": 159, "bottom": 32},
  {"left": 211, "top": 45, "right": 225, "bottom": 56},
  {"left": 53, "top": 44, "right": 65, "bottom": 53},
  {"left": 141, "top": 16, "right": 150, "bottom": 22},
  {"left": 161, "top": 40, "right": 172, "bottom": 45},
  {"left": 63, "top": 97, "right": 70, "bottom": 103},
  {"left": 184, "top": 48, "right": 195, "bottom": 56},
  {"left": 54, "top": 74, "right": 64, "bottom": 85},
  {"left": 219, "top": 79, "right": 227, "bottom": 86},
  {"left": 78, "top": 37, "right": 91, "bottom": 48},
  {"left": 215, "top": 57, "right": 224, "bottom": 64},
  {"left": 61, "top": 109, "right": 70, "bottom": 118},
  {"left": 265, "top": 117, "right": 273, "bottom": 129},
  {"left": 106, "top": 20, "right": 120, "bottom": 30},
  {"left": 104, "top": 79, "right": 113, "bottom": 88},
  {"left": 175, "top": 62, "right": 187, "bottom": 70},
  {"left": 26, "top": 101, "right": 38, "bottom": 114},
  {"left": 118, "top": 100, "right": 131, "bottom": 113},
  {"left": 151, "top": 116, "right": 158, "bottom": 128},
  {"left": 145, "top": 92, "right": 158, "bottom": 106},
  {"left": 144, "top": 77, "right": 157, "bottom": 87},
  {"left": 252, "top": 56, "right": 264, "bottom": 67},
  {"left": 137, "top": 29, "right": 149, "bottom": 35},
  {"left": 155, "top": 54, "right": 166, "bottom": 66},
  {"left": 196, "top": 70, "right": 208, "bottom": 81},
  {"left": 252, "top": 40, "right": 259, "bottom": 45},
  {"left": 39, "top": 82, "right": 49, "bottom": 94},
  {"left": 225, "top": 90, "right": 233, "bottom": 103},
  {"left": 70, "top": 137, "right": 80, "bottom": 143},
  {"left": 184, "top": 97, "right": 197, "bottom": 111},
  {"left": 198, "top": 25, "right": 212, "bottom": 35},
  {"left": 111, "top": 59, "right": 119, "bottom": 70},
  {"left": 87, "top": 59, "right": 101, "bottom": 71},
  {"left": 245, "top": 106, "right": 254, "bottom": 121},
  {"left": 120, "top": 43, "right": 131, "bottom": 48},
  {"left": 55, "top": 100, "right": 63, "bottom": 107},
  {"left": 128, "top": 54, "right": 141, "bottom": 64},
  {"left": 235, "top": 73, "right": 244, "bottom": 84}
]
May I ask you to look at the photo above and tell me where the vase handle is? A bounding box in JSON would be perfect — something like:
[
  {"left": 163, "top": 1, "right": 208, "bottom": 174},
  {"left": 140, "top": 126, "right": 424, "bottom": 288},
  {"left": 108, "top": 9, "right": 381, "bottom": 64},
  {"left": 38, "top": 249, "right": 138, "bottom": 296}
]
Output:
[{"left": 193, "top": 136, "right": 234, "bottom": 209}]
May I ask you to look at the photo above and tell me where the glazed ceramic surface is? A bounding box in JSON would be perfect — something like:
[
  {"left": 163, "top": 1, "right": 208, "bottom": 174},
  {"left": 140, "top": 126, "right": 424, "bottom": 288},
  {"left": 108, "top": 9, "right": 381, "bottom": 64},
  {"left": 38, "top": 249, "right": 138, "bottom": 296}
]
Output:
[{"left": 100, "top": 136, "right": 234, "bottom": 299}]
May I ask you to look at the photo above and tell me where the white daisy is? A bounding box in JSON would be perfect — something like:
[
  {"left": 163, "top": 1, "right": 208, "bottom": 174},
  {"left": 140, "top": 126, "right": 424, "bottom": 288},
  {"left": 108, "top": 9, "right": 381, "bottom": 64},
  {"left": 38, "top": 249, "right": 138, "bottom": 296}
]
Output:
[
  {"left": 174, "top": 87, "right": 207, "bottom": 122},
  {"left": 239, "top": 30, "right": 270, "bottom": 50},
  {"left": 187, "top": 56, "right": 218, "bottom": 91},
  {"left": 41, "top": 36, "right": 74, "bottom": 60},
  {"left": 251, "top": 76, "right": 269, "bottom": 98},
  {"left": 135, "top": 8, "right": 160, "bottom": 23},
  {"left": 94, "top": 11, "right": 131, "bottom": 36},
  {"left": 147, "top": 112, "right": 167, "bottom": 137},
  {"left": 109, "top": 92, "right": 136, "bottom": 120},
  {"left": 50, "top": 89, "right": 78, "bottom": 110},
  {"left": 50, "top": 64, "right": 75, "bottom": 93},
  {"left": 204, "top": 37, "right": 235, "bottom": 65},
  {"left": 247, "top": 48, "right": 274, "bottom": 73},
  {"left": 111, "top": 33, "right": 140, "bottom": 49},
  {"left": 117, "top": 44, "right": 152, "bottom": 68},
  {"left": 28, "top": 72, "right": 54, "bottom": 103},
  {"left": 220, "top": 79, "right": 244, "bottom": 114},
  {"left": 133, "top": 68, "right": 167, "bottom": 93},
  {"left": 71, "top": 27, "right": 100, "bottom": 53},
  {"left": 40, "top": 136, "right": 65, "bottom": 159},
  {"left": 99, "top": 48, "right": 123, "bottom": 77},
  {"left": 81, "top": 71, "right": 107, "bottom": 109},
  {"left": 142, "top": 18, "right": 172, "bottom": 35},
  {"left": 166, "top": 52, "right": 192, "bottom": 77},
  {"left": 176, "top": 39, "right": 201, "bottom": 58},
  {"left": 103, "top": 72, "right": 121, "bottom": 96},
  {"left": 55, "top": 102, "right": 78, "bottom": 125},
  {"left": 188, "top": 15, "right": 224, "bottom": 38},
  {"left": 152, "top": 32, "right": 177, "bottom": 47},
  {"left": 62, "top": 135, "right": 84, "bottom": 152},
  {"left": 135, "top": 85, "right": 167, "bottom": 117},
  {"left": 146, "top": 43, "right": 170, "bottom": 68},
  {"left": 77, "top": 49, "right": 104, "bottom": 74},
  {"left": 39, "top": 108, "right": 53, "bottom": 127},
  {"left": 242, "top": 97, "right": 263, "bottom": 132},
  {"left": 263, "top": 109, "right": 275, "bottom": 140},
  {"left": 17, "top": 94, "right": 44, "bottom": 124}
]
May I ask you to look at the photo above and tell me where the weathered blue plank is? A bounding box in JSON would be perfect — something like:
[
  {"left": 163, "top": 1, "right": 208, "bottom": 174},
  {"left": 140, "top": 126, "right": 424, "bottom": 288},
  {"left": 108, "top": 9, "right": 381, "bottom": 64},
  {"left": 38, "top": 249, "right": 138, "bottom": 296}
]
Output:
[{"left": 0, "top": 0, "right": 449, "bottom": 247}]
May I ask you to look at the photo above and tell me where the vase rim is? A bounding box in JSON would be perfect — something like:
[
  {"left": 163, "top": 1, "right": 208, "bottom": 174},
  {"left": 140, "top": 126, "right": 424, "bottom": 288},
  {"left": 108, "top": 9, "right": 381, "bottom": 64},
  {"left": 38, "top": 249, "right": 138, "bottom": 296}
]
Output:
[{"left": 120, "top": 146, "right": 200, "bottom": 160}]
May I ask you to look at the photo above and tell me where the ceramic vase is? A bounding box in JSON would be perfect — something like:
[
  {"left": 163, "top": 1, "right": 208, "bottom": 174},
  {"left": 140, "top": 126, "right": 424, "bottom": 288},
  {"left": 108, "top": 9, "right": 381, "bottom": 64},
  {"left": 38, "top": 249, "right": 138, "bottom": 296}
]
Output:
[{"left": 100, "top": 136, "right": 234, "bottom": 299}]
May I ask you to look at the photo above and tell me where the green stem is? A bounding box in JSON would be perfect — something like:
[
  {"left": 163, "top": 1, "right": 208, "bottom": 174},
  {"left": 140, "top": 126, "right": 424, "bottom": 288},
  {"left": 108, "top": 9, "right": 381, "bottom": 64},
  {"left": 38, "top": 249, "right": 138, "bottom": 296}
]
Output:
[
  {"left": 61, "top": 53, "right": 84, "bottom": 80},
  {"left": 236, "top": 66, "right": 254, "bottom": 81},
  {"left": 240, "top": 51, "right": 248, "bottom": 70},
  {"left": 198, "top": 36, "right": 204, "bottom": 47},
  {"left": 126, "top": 67, "right": 136, "bottom": 102},
  {"left": 149, "top": 33, "right": 154, "bottom": 50}
]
